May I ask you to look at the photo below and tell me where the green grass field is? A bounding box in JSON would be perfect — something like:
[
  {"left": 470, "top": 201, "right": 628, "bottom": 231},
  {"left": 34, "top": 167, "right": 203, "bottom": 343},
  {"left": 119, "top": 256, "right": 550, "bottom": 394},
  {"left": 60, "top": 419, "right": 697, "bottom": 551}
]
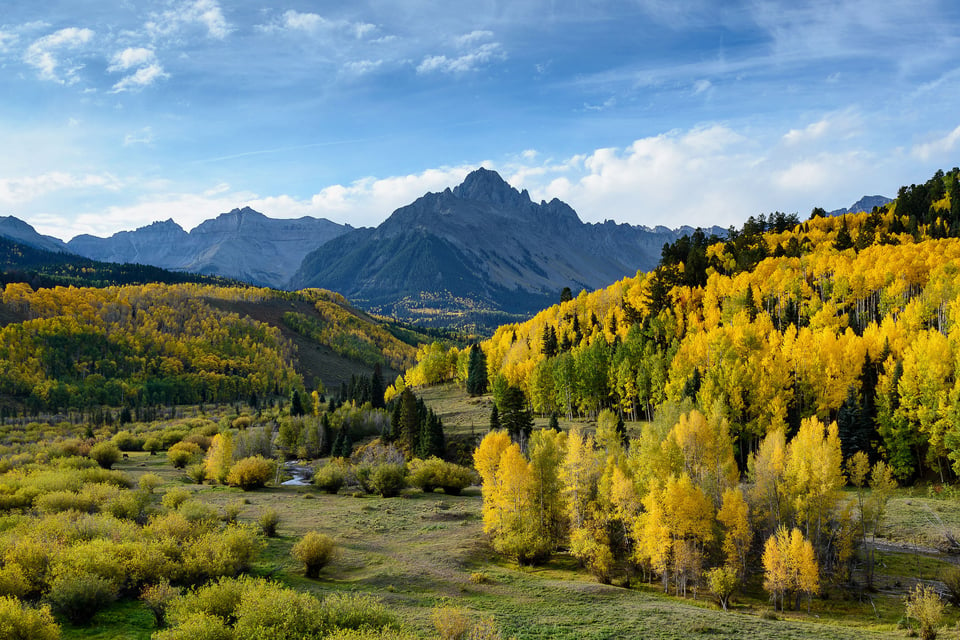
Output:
[{"left": 67, "top": 441, "right": 959, "bottom": 640}]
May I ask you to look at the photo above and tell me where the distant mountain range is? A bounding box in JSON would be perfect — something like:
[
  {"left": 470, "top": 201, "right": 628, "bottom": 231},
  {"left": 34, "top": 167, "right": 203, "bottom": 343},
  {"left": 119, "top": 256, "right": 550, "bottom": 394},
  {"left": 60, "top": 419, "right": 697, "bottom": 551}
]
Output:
[
  {"left": 5, "top": 169, "right": 887, "bottom": 327},
  {"left": 66, "top": 209, "right": 350, "bottom": 289},
  {"left": 291, "top": 168, "right": 725, "bottom": 322},
  {"left": 828, "top": 195, "right": 892, "bottom": 217}
]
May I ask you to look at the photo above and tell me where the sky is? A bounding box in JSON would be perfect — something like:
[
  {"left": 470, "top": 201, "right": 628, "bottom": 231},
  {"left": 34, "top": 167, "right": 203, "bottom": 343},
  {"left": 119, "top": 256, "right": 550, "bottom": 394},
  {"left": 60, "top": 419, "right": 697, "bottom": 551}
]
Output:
[{"left": 2, "top": 0, "right": 960, "bottom": 240}]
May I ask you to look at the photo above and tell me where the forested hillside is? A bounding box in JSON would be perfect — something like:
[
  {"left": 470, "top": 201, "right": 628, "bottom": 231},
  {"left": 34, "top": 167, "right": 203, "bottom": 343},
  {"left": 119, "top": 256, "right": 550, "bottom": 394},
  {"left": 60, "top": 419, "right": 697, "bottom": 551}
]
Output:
[
  {"left": 0, "top": 283, "right": 437, "bottom": 415},
  {"left": 410, "top": 167, "right": 960, "bottom": 482}
]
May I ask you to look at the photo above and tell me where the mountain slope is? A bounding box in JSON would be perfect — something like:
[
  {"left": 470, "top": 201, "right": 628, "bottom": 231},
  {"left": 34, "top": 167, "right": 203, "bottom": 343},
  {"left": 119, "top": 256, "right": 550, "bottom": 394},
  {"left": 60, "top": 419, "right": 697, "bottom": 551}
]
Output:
[
  {"left": 828, "top": 195, "right": 892, "bottom": 216},
  {"left": 67, "top": 207, "right": 351, "bottom": 288},
  {"left": 292, "top": 168, "right": 722, "bottom": 326},
  {"left": 0, "top": 216, "right": 70, "bottom": 253}
]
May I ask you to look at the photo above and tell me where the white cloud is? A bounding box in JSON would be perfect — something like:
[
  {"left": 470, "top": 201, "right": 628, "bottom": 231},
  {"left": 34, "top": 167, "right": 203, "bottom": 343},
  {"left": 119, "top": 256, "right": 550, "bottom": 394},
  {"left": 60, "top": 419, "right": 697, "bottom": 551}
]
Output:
[
  {"left": 911, "top": 124, "right": 960, "bottom": 161},
  {"left": 23, "top": 27, "right": 94, "bottom": 83},
  {"left": 692, "top": 79, "right": 712, "bottom": 95},
  {"left": 147, "top": 0, "right": 230, "bottom": 40},
  {"left": 417, "top": 42, "right": 504, "bottom": 74},
  {"left": 782, "top": 110, "right": 861, "bottom": 146},
  {"left": 0, "top": 171, "right": 121, "bottom": 205},
  {"left": 108, "top": 47, "right": 156, "bottom": 71},
  {"left": 111, "top": 63, "right": 169, "bottom": 92},
  {"left": 341, "top": 59, "right": 383, "bottom": 76},
  {"left": 0, "top": 29, "right": 17, "bottom": 51},
  {"left": 455, "top": 30, "right": 494, "bottom": 47},
  {"left": 123, "top": 127, "right": 154, "bottom": 146},
  {"left": 262, "top": 10, "right": 377, "bottom": 39}
]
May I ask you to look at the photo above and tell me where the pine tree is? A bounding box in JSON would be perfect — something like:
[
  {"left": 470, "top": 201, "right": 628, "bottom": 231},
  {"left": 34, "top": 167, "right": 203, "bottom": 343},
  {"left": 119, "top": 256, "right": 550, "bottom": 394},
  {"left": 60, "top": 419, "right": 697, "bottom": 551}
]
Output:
[
  {"left": 549, "top": 413, "right": 560, "bottom": 432},
  {"left": 419, "top": 411, "right": 446, "bottom": 458},
  {"left": 330, "top": 427, "right": 345, "bottom": 459},
  {"left": 400, "top": 387, "right": 420, "bottom": 456},
  {"left": 319, "top": 413, "right": 333, "bottom": 457},
  {"left": 500, "top": 385, "right": 534, "bottom": 449},
  {"left": 834, "top": 215, "right": 854, "bottom": 250},
  {"left": 490, "top": 405, "right": 500, "bottom": 431},
  {"left": 339, "top": 429, "right": 354, "bottom": 459},
  {"left": 541, "top": 326, "right": 558, "bottom": 359},
  {"left": 466, "top": 344, "right": 489, "bottom": 395},
  {"left": 291, "top": 389, "right": 305, "bottom": 417},
  {"left": 371, "top": 364, "right": 385, "bottom": 409}
]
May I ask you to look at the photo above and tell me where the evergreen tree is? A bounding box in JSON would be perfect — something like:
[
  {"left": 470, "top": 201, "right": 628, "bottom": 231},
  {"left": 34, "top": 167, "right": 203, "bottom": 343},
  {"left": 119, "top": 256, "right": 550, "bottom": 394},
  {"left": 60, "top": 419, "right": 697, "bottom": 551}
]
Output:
[
  {"left": 466, "top": 344, "right": 489, "bottom": 395},
  {"left": 387, "top": 400, "right": 402, "bottom": 443},
  {"left": 371, "top": 364, "right": 385, "bottom": 409},
  {"left": 572, "top": 315, "right": 582, "bottom": 345},
  {"left": 541, "top": 326, "right": 558, "bottom": 359},
  {"left": 320, "top": 413, "right": 333, "bottom": 457},
  {"left": 490, "top": 405, "right": 500, "bottom": 431},
  {"left": 339, "top": 429, "right": 354, "bottom": 459},
  {"left": 500, "top": 385, "right": 534, "bottom": 449},
  {"left": 419, "top": 411, "right": 446, "bottom": 459},
  {"left": 837, "top": 385, "right": 864, "bottom": 460},
  {"left": 834, "top": 216, "right": 854, "bottom": 251},
  {"left": 291, "top": 389, "right": 306, "bottom": 417},
  {"left": 400, "top": 387, "right": 420, "bottom": 456},
  {"left": 560, "top": 287, "right": 573, "bottom": 303},
  {"left": 616, "top": 412, "right": 628, "bottom": 448},
  {"left": 330, "top": 427, "right": 345, "bottom": 459},
  {"left": 549, "top": 413, "right": 560, "bottom": 432}
]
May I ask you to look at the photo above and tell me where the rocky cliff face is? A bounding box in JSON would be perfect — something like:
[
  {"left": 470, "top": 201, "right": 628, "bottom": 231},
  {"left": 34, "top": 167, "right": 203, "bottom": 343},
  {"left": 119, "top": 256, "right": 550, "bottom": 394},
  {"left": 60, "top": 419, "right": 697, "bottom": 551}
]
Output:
[
  {"left": 67, "top": 208, "right": 350, "bottom": 288},
  {"left": 828, "top": 195, "right": 892, "bottom": 216},
  {"left": 0, "top": 216, "right": 70, "bottom": 254},
  {"left": 292, "top": 168, "right": 723, "bottom": 320}
]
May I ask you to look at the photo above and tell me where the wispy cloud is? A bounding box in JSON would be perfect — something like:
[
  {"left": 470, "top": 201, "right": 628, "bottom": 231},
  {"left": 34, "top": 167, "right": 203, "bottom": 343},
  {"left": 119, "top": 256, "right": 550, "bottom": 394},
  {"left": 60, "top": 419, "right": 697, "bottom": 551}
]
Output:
[
  {"left": 23, "top": 27, "right": 94, "bottom": 83},
  {"left": 108, "top": 47, "right": 168, "bottom": 92},
  {"left": 417, "top": 42, "right": 505, "bottom": 74},
  {"left": 123, "top": 127, "right": 154, "bottom": 147},
  {"left": 0, "top": 171, "right": 121, "bottom": 205},
  {"left": 259, "top": 10, "right": 378, "bottom": 39},
  {"left": 342, "top": 59, "right": 383, "bottom": 76},
  {"left": 912, "top": 124, "right": 960, "bottom": 161},
  {"left": 146, "top": 0, "right": 230, "bottom": 41}
]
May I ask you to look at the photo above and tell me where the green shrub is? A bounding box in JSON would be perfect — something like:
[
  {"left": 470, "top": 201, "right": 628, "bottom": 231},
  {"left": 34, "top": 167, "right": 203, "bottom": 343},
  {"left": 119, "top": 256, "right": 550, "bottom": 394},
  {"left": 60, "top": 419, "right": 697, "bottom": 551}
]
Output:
[
  {"left": 0, "top": 595, "right": 60, "bottom": 640},
  {"left": 186, "top": 463, "right": 206, "bottom": 484},
  {"left": 408, "top": 458, "right": 477, "bottom": 495},
  {"left": 233, "top": 580, "right": 324, "bottom": 639},
  {"left": 942, "top": 565, "right": 960, "bottom": 607},
  {"left": 79, "top": 467, "right": 132, "bottom": 487},
  {"left": 141, "top": 579, "right": 181, "bottom": 627},
  {"left": 905, "top": 584, "right": 943, "bottom": 640},
  {"left": 167, "top": 576, "right": 250, "bottom": 625},
  {"left": 143, "top": 437, "right": 163, "bottom": 455},
  {"left": 226, "top": 456, "right": 275, "bottom": 491},
  {"left": 45, "top": 571, "right": 118, "bottom": 625},
  {"left": 292, "top": 532, "right": 336, "bottom": 578},
  {"left": 258, "top": 508, "right": 280, "bottom": 537},
  {"left": 222, "top": 500, "right": 244, "bottom": 524},
  {"left": 168, "top": 442, "right": 202, "bottom": 469},
  {"left": 0, "top": 563, "right": 31, "bottom": 599},
  {"left": 369, "top": 463, "right": 406, "bottom": 498},
  {"left": 111, "top": 430, "right": 144, "bottom": 451},
  {"left": 178, "top": 501, "right": 219, "bottom": 523},
  {"left": 161, "top": 488, "right": 192, "bottom": 510},
  {"left": 314, "top": 464, "right": 346, "bottom": 494},
  {"left": 319, "top": 592, "right": 398, "bottom": 632},
  {"left": 89, "top": 441, "right": 121, "bottom": 469},
  {"left": 153, "top": 612, "right": 232, "bottom": 640},
  {"left": 138, "top": 472, "right": 163, "bottom": 494},
  {"left": 35, "top": 490, "right": 96, "bottom": 515}
]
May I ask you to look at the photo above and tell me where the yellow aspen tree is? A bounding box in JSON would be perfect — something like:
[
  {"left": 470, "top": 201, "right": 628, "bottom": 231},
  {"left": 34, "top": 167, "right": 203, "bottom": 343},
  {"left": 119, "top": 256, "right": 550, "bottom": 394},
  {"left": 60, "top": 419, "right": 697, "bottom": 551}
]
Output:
[
  {"left": 527, "top": 429, "right": 567, "bottom": 548},
  {"left": 474, "top": 431, "right": 513, "bottom": 537},
  {"left": 203, "top": 432, "right": 233, "bottom": 484},
  {"left": 560, "top": 428, "right": 601, "bottom": 530},
  {"left": 785, "top": 416, "right": 844, "bottom": 548},
  {"left": 490, "top": 444, "right": 550, "bottom": 564},
  {"left": 748, "top": 427, "right": 787, "bottom": 530},
  {"left": 717, "top": 486, "right": 751, "bottom": 579},
  {"left": 762, "top": 526, "right": 791, "bottom": 611},
  {"left": 788, "top": 527, "right": 820, "bottom": 611}
]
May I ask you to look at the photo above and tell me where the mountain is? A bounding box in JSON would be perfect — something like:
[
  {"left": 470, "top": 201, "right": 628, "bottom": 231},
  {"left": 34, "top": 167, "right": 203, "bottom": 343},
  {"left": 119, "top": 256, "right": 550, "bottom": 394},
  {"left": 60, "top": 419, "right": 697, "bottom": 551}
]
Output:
[
  {"left": 67, "top": 207, "right": 351, "bottom": 288},
  {"left": 0, "top": 216, "right": 70, "bottom": 253},
  {"left": 828, "top": 195, "right": 892, "bottom": 217},
  {"left": 291, "top": 168, "right": 724, "bottom": 326}
]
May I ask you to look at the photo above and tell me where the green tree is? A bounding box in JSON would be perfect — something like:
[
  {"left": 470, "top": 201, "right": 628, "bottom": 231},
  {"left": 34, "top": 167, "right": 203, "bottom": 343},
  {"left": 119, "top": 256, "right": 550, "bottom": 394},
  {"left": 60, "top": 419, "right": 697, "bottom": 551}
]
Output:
[
  {"left": 541, "top": 325, "right": 558, "bottom": 359},
  {"left": 500, "top": 385, "right": 533, "bottom": 449},
  {"left": 290, "top": 389, "right": 305, "bottom": 417},
  {"left": 399, "top": 387, "right": 420, "bottom": 456},
  {"left": 466, "top": 344, "right": 489, "bottom": 396},
  {"left": 371, "top": 363, "right": 385, "bottom": 409}
]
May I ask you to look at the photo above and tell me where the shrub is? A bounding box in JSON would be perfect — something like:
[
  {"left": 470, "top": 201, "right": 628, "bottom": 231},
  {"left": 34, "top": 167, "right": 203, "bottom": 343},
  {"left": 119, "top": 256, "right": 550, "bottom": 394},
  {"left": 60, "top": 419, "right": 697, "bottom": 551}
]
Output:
[
  {"left": 161, "top": 488, "right": 192, "bottom": 510},
  {"left": 138, "top": 472, "right": 163, "bottom": 494},
  {"left": 182, "top": 433, "right": 213, "bottom": 451},
  {"left": 141, "top": 579, "right": 181, "bottom": 627},
  {"left": 167, "top": 576, "right": 250, "bottom": 625},
  {"left": 314, "top": 464, "right": 346, "bottom": 494},
  {"left": 292, "top": 532, "right": 336, "bottom": 578},
  {"left": 258, "top": 509, "right": 280, "bottom": 537},
  {"left": 143, "top": 437, "right": 163, "bottom": 455},
  {"left": 111, "top": 430, "right": 144, "bottom": 451},
  {"left": 89, "top": 441, "right": 121, "bottom": 469},
  {"left": 942, "top": 565, "right": 960, "bottom": 607},
  {"left": 222, "top": 500, "right": 244, "bottom": 524},
  {"left": 369, "top": 463, "right": 406, "bottom": 498},
  {"left": 905, "top": 584, "right": 944, "bottom": 640},
  {"left": 153, "top": 612, "right": 232, "bottom": 640},
  {"left": 232, "top": 580, "right": 324, "bottom": 639},
  {"left": 186, "top": 463, "right": 206, "bottom": 484},
  {"left": 232, "top": 416, "right": 252, "bottom": 430},
  {"left": 705, "top": 566, "right": 739, "bottom": 611},
  {"left": 0, "top": 595, "right": 60, "bottom": 640},
  {"left": 178, "top": 501, "right": 219, "bottom": 523},
  {"left": 226, "top": 456, "right": 276, "bottom": 491},
  {"left": 0, "top": 563, "right": 31, "bottom": 599},
  {"left": 319, "top": 592, "right": 397, "bottom": 632},
  {"left": 45, "top": 571, "right": 118, "bottom": 625},
  {"left": 80, "top": 467, "right": 132, "bottom": 487},
  {"left": 408, "top": 458, "right": 477, "bottom": 495},
  {"left": 432, "top": 605, "right": 473, "bottom": 640},
  {"left": 35, "top": 490, "right": 96, "bottom": 515},
  {"left": 168, "top": 442, "right": 202, "bottom": 469}
]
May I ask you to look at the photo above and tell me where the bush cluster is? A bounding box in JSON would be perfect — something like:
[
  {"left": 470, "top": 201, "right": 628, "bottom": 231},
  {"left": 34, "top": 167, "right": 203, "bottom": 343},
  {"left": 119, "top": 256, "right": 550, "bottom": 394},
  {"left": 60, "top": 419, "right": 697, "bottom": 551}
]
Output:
[
  {"left": 225, "top": 456, "right": 275, "bottom": 491},
  {"left": 291, "top": 532, "right": 336, "bottom": 578},
  {"left": 408, "top": 458, "right": 477, "bottom": 495}
]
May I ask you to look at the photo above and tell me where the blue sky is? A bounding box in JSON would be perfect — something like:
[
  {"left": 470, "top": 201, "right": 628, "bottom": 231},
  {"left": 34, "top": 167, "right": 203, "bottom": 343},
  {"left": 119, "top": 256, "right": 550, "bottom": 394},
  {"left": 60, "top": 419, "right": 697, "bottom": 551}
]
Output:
[{"left": 2, "top": 0, "right": 960, "bottom": 239}]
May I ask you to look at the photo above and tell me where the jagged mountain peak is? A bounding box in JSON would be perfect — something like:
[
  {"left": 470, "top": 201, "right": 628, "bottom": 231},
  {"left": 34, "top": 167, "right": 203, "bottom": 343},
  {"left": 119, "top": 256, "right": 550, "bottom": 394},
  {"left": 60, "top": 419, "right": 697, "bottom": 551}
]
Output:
[{"left": 452, "top": 167, "right": 531, "bottom": 208}]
